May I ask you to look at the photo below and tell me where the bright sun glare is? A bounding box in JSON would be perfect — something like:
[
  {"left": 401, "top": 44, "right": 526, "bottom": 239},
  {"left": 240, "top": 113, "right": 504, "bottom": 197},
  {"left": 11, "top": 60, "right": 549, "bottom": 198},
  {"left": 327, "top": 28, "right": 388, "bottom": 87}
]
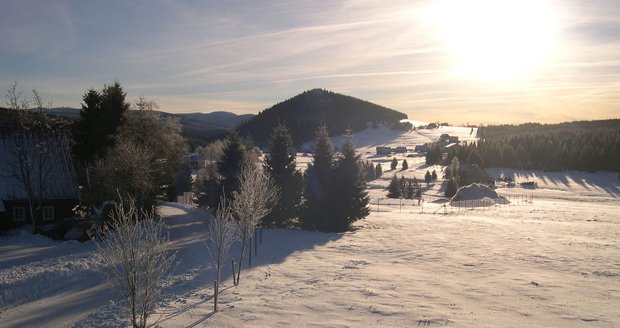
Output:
[{"left": 434, "top": 0, "right": 557, "bottom": 80}]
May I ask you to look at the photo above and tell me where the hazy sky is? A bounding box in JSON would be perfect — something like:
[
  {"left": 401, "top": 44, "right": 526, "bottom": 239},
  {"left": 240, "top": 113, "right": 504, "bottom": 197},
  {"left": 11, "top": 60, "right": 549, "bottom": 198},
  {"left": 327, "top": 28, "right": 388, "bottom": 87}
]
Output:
[{"left": 1, "top": 0, "right": 619, "bottom": 124}]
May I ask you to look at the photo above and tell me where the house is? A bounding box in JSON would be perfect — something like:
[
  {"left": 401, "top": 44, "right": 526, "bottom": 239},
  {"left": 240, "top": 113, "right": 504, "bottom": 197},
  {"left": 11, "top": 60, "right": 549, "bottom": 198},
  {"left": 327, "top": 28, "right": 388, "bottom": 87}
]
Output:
[
  {"left": 376, "top": 146, "right": 392, "bottom": 155},
  {"left": 414, "top": 144, "right": 429, "bottom": 153},
  {"left": 394, "top": 146, "right": 407, "bottom": 153},
  {"left": 0, "top": 130, "right": 80, "bottom": 230},
  {"left": 459, "top": 164, "right": 494, "bottom": 186}
]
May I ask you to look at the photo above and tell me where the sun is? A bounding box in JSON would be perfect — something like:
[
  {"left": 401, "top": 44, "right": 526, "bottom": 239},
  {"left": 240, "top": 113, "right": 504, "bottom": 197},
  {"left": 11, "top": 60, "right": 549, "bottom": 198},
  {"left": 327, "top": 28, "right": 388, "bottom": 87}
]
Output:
[{"left": 433, "top": 0, "right": 557, "bottom": 80}]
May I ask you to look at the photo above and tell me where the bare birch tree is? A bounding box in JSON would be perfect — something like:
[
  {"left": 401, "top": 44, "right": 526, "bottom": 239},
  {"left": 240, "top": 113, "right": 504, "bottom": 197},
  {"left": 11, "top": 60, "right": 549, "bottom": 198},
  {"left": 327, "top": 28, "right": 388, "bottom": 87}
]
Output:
[
  {"left": 95, "top": 197, "right": 176, "bottom": 328},
  {"left": 232, "top": 164, "right": 279, "bottom": 285},
  {"left": 206, "top": 197, "right": 238, "bottom": 311},
  {"left": 4, "top": 83, "right": 60, "bottom": 233}
]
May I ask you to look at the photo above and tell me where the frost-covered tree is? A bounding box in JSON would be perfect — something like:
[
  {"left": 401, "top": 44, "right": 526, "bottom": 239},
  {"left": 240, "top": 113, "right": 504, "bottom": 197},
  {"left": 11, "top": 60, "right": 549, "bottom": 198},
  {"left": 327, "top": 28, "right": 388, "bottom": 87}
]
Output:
[
  {"left": 232, "top": 164, "right": 279, "bottom": 285},
  {"left": 3, "top": 83, "right": 67, "bottom": 233},
  {"left": 95, "top": 197, "right": 176, "bottom": 328},
  {"left": 206, "top": 197, "right": 238, "bottom": 311},
  {"left": 263, "top": 123, "right": 303, "bottom": 227}
]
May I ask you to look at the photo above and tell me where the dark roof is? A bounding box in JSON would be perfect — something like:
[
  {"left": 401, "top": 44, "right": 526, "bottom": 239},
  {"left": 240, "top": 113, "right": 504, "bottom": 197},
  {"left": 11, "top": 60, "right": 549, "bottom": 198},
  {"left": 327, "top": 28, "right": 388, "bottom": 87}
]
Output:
[{"left": 0, "top": 130, "right": 80, "bottom": 203}]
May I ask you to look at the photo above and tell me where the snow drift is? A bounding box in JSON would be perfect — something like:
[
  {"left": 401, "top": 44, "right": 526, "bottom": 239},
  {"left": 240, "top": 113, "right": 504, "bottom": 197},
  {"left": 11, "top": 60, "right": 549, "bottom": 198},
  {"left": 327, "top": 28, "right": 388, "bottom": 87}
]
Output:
[{"left": 450, "top": 183, "right": 510, "bottom": 207}]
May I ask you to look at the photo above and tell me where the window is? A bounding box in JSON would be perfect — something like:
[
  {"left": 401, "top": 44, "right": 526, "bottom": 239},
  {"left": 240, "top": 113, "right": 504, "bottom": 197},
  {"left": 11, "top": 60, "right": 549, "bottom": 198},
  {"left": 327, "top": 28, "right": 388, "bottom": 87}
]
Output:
[
  {"left": 43, "top": 206, "right": 55, "bottom": 221},
  {"left": 13, "top": 207, "right": 26, "bottom": 222}
]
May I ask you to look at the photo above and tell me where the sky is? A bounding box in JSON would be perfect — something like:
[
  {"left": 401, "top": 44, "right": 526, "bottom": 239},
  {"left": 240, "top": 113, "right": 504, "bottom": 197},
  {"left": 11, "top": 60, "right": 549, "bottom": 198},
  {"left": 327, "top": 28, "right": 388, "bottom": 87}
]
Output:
[{"left": 1, "top": 0, "right": 619, "bottom": 124}]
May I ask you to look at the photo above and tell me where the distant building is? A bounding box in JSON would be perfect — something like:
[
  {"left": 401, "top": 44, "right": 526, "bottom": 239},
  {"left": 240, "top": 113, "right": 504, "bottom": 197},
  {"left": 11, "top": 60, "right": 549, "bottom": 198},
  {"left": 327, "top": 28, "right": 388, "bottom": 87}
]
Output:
[
  {"left": 0, "top": 130, "right": 80, "bottom": 230},
  {"left": 414, "top": 144, "right": 429, "bottom": 153},
  {"left": 376, "top": 146, "right": 392, "bottom": 155},
  {"left": 189, "top": 153, "right": 205, "bottom": 170},
  {"left": 394, "top": 146, "right": 407, "bottom": 153}
]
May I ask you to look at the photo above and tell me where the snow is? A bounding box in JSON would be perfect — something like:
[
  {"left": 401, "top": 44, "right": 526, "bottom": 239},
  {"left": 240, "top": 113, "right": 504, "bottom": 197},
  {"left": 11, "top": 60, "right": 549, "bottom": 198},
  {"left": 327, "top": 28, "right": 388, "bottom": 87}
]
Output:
[
  {"left": 1, "top": 124, "right": 619, "bottom": 327},
  {"left": 450, "top": 184, "right": 510, "bottom": 206}
]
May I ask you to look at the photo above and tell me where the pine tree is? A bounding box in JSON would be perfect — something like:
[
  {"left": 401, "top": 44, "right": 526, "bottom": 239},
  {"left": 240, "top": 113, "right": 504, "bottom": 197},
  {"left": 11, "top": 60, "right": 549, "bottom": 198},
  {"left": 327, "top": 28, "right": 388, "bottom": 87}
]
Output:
[
  {"left": 431, "top": 169, "right": 438, "bottom": 181},
  {"left": 401, "top": 159, "right": 408, "bottom": 170},
  {"left": 390, "top": 157, "right": 398, "bottom": 170},
  {"left": 424, "top": 170, "right": 432, "bottom": 184},
  {"left": 365, "top": 161, "right": 376, "bottom": 181},
  {"left": 387, "top": 174, "right": 401, "bottom": 198},
  {"left": 445, "top": 178, "right": 458, "bottom": 197},
  {"left": 73, "top": 81, "right": 130, "bottom": 164},
  {"left": 375, "top": 163, "right": 383, "bottom": 178},
  {"left": 212, "top": 131, "right": 249, "bottom": 209},
  {"left": 263, "top": 123, "right": 303, "bottom": 227},
  {"left": 301, "top": 125, "right": 334, "bottom": 231},
  {"left": 331, "top": 130, "right": 369, "bottom": 231}
]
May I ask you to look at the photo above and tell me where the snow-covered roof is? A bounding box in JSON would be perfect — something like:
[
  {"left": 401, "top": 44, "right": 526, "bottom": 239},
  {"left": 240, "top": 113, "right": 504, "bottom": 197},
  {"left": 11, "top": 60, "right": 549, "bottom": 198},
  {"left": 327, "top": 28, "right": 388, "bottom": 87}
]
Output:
[{"left": 0, "top": 131, "right": 80, "bottom": 201}]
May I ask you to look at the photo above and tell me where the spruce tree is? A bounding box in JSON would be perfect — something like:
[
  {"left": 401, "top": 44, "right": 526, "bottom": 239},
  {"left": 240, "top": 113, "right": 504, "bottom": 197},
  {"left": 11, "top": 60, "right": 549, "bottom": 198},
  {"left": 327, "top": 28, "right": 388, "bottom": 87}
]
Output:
[
  {"left": 301, "top": 125, "right": 334, "bottom": 231},
  {"left": 331, "top": 130, "right": 369, "bottom": 231},
  {"left": 375, "top": 163, "right": 383, "bottom": 178},
  {"left": 73, "top": 81, "right": 130, "bottom": 164},
  {"left": 391, "top": 157, "right": 398, "bottom": 170},
  {"left": 387, "top": 174, "right": 400, "bottom": 198},
  {"left": 212, "top": 131, "right": 249, "bottom": 209},
  {"left": 365, "top": 161, "right": 376, "bottom": 181},
  {"left": 445, "top": 178, "right": 458, "bottom": 197},
  {"left": 263, "top": 123, "right": 303, "bottom": 227},
  {"left": 431, "top": 169, "right": 438, "bottom": 181},
  {"left": 402, "top": 159, "right": 408, "bottom": 170},
  {"left": 425, "top": 170, "right": 432, "bottom": 184}
]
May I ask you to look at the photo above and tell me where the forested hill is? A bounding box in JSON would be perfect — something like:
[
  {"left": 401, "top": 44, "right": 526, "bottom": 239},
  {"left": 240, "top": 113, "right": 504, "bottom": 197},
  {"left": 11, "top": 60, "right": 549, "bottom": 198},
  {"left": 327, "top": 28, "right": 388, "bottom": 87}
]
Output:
[
  {"left": 238, "top": 89, "right": 408, "bottom": 147},
  {"left": 475, "top": 119, "right": 620, "bottom": 172}
]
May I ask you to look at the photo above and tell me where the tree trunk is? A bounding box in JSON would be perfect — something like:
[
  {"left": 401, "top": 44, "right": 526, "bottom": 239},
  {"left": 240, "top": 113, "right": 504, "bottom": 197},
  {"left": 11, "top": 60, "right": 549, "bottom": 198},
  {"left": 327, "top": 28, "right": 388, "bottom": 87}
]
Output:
[{"left": 236, "top": 229, "right": 247, "bottom": 285}]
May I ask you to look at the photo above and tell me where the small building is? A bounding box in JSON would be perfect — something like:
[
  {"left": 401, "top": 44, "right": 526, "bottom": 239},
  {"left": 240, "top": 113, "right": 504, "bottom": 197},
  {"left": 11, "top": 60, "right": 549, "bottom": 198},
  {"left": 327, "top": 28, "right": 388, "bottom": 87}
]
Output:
[
  {"left": 0, "top": 130, "right": 80, "bottom": 230},
  {"left": 394, "top": 146, "right": 407, "bottom": 153},
  {"left": 376, "top": 146, "right": 392, "bottom": 155},
  {"left": 460, "top": 164, "right": 494, "bottom": 186},
  {"left": 414, "top": 144, "right": 429, "bottom": 153}
]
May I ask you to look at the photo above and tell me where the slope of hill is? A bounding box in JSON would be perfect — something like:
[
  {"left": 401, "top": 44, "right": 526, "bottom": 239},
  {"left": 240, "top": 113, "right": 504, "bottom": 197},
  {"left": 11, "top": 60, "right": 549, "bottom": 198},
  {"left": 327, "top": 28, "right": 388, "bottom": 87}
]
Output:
[{"left": 238, "top": 89, "right": 408, "bottom": 146}]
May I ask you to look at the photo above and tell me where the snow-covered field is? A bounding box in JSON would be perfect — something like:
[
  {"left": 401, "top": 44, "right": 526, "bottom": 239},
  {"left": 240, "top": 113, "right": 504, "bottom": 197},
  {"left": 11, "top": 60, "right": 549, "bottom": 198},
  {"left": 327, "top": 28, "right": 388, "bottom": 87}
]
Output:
[{"left": 1, "top": 125, "right": 619, "bottom": 327}]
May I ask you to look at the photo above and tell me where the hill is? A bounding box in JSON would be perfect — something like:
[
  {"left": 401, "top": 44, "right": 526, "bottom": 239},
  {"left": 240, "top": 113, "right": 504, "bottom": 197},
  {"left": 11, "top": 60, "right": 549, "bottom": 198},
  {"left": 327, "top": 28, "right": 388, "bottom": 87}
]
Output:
[{"left": 238, "top": 89, "right": 407, "bottom": 147}]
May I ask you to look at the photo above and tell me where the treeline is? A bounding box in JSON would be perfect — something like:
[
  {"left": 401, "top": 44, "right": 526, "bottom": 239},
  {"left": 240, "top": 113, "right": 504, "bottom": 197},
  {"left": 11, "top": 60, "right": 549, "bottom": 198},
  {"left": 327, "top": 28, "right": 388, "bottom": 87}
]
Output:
[
  {"left": 195, "top": 124, "right": 370, "bottom": 232},
  {"left": 476, "top": 120, "right": 620, "bottom": 172}
]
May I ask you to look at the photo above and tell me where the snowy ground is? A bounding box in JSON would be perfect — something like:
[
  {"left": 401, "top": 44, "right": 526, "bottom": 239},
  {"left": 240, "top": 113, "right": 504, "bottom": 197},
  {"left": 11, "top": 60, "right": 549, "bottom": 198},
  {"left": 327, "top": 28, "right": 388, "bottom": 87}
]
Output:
[{"left": 1, "top": 125, "right": 619, "bottom": 327}]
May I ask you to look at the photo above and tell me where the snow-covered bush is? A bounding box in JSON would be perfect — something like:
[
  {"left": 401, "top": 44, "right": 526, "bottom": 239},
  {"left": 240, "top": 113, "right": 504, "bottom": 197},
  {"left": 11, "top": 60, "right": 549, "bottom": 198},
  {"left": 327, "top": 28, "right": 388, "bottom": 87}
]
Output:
[{"left": 95, "top": 198, "right": 176, "bottom": 328}]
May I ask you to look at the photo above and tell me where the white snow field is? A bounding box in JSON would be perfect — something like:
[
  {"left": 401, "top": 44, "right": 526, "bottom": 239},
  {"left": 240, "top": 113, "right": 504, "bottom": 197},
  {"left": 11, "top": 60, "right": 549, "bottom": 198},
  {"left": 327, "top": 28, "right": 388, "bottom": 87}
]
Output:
[{"left": 1, "top": 125, "right": 619, "bottom": 327}]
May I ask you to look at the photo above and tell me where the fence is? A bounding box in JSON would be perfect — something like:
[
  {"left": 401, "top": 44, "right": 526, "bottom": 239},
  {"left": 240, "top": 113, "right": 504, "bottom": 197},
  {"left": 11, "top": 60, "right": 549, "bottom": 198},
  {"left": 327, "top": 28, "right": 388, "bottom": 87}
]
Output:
[
  {"left": 176, "top": 191, "right": 194, "bottom": 205},
  {"left": 371, "top": 193, "right": 533, "bottom": 215}
]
